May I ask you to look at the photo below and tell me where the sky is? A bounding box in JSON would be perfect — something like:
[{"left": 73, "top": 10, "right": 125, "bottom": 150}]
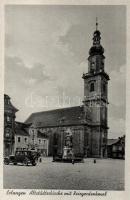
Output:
[{"left": 4, "top": 5, "right": 126, "bottom": 139}]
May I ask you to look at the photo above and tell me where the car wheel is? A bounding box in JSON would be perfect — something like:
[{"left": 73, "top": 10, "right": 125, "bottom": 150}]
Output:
[
  {"left": 14, "top": 162, "right": 17, "bottom": 165},
  {"left": 4, "top": 160, "right": 9, "bottom": 165},
  {"left": 32, "top": 162, "right": 36, "bottom": 166}
]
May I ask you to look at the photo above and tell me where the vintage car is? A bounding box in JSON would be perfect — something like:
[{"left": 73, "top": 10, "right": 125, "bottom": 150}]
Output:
[{"left": 4, "top": 150, "right": 38, "bottom": 166}]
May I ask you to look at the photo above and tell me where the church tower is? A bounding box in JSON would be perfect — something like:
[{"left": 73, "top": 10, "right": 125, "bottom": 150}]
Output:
[{"left": 83, "top": 20, "right": 110, "bottom": 157}]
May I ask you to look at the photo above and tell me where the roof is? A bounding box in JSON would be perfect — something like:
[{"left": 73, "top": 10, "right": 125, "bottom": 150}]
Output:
[
  {"left": 25, "top": 106, "right": 88, "bottom": 128},
  {"left": 15, "top": 128, "right": 29, "bottom": 136},
  {"left": 15, "top": 122, "right": 30, "bottom": 136},
  {"left": 15, "top": 121, "right": 32, "bottom": 128},
  {"left": 107, "top": 139, "right": 119, "bottom": 146},
  {"left": 37, "top": 131, "right": 48, "bottom": 139}
]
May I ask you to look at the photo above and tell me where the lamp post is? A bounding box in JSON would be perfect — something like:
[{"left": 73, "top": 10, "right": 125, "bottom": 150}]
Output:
[{"left": 32, "top": 129, "right": 35, "bottom": 150}]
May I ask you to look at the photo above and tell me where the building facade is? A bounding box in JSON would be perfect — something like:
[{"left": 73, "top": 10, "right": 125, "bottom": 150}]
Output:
[
  {"left": 14, "top": 122, "right": 30, "bottom": 151},
  {"left": 4, "top": 95, "right": 49, "bottom": 156},
  {"left": 107, "top": 136, "right": 125, "bottom": 159},
  {"left": 14, "top": 122, "right": 49, "bottom": 156},
  {"left": 4, "top": 94, "right": 18, "bottom": 156},
  {"left": 28, "top": 125, "right": 49, "bottom": 156},
  {"left": 25, "top": 24, "right": 109, "bottom": 158}
]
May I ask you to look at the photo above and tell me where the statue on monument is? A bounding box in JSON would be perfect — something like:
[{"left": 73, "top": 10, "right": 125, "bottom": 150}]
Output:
[{"left": 62, "top": 128, "right": 73, "bottom": 160}]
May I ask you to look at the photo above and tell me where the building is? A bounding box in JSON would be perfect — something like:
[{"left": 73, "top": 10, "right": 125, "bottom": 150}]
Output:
[
  {"left": 4, "top": 95, "right": 49, "bottom": 156},
  {"left": 4, "top": 94, "right": 18, "bottom": 156},
  {"left": 26, "top": 106, "right": 87, "bottom": 157},
  {"left": 28, "top": 125, "right": 49, "bottom": 156},
  {"left": 14, "top": 122, "right": 49, "bottom": 156},
  {"left": 14, "top": 122, "right": 30, "bottom": 151},
  {"left": 107, "top": 135, "right": 125, "bottom": 159},
  {"left": 25, "top": 23, "right": 109, "bottom": 158}
]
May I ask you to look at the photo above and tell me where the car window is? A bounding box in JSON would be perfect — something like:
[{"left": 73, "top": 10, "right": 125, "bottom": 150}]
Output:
[
  {"left": 16, "top": 151, "right": 23, "bottom": 156},
  {"left": 15, "top": 152, "right": 20, "bottom": 155}
]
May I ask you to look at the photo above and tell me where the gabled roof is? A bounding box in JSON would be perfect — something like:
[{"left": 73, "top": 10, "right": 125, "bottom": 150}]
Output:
[{"left": 25, "top": 106, "right": 88, "bottom": 128}]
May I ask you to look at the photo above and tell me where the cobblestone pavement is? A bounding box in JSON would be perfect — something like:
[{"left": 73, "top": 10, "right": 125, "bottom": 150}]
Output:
[{"left": 3, "top": 158, "right": 124, "bottom": 190}]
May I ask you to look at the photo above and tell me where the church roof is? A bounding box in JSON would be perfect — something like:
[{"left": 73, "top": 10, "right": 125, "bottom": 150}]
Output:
[{"left": 25, "top": 106, "right": 86, "bottom": 128}]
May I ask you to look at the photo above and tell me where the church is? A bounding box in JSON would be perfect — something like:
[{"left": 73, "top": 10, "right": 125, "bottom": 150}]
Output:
[{"left": 25, "top": 23, "right": 110, "bottom": 158}]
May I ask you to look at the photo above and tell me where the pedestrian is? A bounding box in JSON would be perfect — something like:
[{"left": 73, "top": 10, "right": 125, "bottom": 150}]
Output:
[{"left": 72, "top": 159, "right": 75, "bottom": 165}]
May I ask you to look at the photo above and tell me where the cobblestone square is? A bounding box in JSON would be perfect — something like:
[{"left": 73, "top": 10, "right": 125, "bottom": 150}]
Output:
[{"left": 3, "top": 158, "right": 124, "bottom": 190}]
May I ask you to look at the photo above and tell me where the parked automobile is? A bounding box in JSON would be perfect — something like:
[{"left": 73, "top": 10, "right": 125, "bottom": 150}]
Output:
[{"left": 4, "top": 150, "right": 38, "bottom": 166}]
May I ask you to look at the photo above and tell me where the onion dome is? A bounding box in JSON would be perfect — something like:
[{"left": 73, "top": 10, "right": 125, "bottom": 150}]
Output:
[{"left": 89, "top": 19, "right": 104, "bottom": 56}]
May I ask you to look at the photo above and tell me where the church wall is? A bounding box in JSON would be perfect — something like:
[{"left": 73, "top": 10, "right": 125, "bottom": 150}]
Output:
[
  {"left": 83, "top": 126, "right": 90, "bottom": 157},
  {"left": 37, "top": 125, "right": 85, "bottom": 156},
  {"left": 37, "top": 124, "right": 107, "bottom": 158},
  {"left": 90, "top": 126, "right": 101, "bottom": 157},
  {"left": 100, "top": 127, "right": 108, "bottom": 157}
]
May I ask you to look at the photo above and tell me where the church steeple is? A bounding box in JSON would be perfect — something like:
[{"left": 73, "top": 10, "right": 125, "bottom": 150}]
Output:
[
  {"left": 96, "top": 17, "right": 98, "bottom": 30},
  {"left": 87, "top": 20, "right": 105, "bottom": 74},
  {"left": 92, "top": 18, "right": 101, "bottom": 46},
  {"left": 89, "top": 20, "right": 104, "bottom": 58},
  {"left": 82, "top": 21, "right": 110, "bottom": 158}
]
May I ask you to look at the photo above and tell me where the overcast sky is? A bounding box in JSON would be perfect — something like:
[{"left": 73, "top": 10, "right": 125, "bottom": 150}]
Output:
[{"left": 4, "top": 5, "right": 126, "bottom": 138}]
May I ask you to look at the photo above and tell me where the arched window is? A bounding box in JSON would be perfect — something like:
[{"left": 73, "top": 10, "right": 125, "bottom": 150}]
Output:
[{"left": 90, "top": 82, "right": 95, "bottom": 92}]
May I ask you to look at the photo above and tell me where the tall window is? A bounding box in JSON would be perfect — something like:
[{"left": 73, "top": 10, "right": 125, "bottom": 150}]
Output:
[
  {"left": 90, "top": 62, "right": 95, "bottom": 73},
  {"left": 90, "top": 82, "right": 95, "bottom": 92},
  {"left": 7, "top": 116, "right": 11, "bottom": 122},
  {"left": 5, "top": 128, "right": 10, "bottom": 137},
  {"left": 103, "top": 83, "right": 106, "bottom": 93},
  {"left": 24, "top": 138, "right": 27, "bottom": 143},
  {"left": 18, "top": 137, "right": 21, "bottom": 143}
]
